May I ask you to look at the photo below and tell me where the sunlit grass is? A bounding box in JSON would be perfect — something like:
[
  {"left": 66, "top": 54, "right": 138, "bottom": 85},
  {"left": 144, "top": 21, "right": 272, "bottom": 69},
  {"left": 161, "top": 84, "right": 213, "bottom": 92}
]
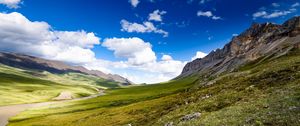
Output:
[
  {"left": 7, "top": 49, "right": 300, "bottom": 126},
  {"left": 0, "top": 64, "right": 119, "bottom": 106}
]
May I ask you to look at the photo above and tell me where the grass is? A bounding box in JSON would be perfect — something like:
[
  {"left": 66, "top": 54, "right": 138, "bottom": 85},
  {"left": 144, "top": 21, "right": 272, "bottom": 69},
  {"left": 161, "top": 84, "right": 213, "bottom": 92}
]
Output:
[
  {"left": 0, "top": 64, "right": 120, "bottom": 106},
  {"left": 7, "top": 49, "right": 300, "bottom": 126}
]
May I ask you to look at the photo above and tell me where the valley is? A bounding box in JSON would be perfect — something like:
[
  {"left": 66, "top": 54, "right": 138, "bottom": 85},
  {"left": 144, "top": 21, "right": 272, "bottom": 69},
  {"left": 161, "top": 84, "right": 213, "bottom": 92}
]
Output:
[
  {"left": 0, "top": 2, "right": 299, "bottom": 125},
  {"left": 5, "top": 48, "right": 300, "bottom": 126}
]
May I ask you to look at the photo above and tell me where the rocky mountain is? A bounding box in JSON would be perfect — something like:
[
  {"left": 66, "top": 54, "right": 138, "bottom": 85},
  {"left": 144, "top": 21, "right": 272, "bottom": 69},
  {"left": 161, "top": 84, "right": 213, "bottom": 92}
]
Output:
[
  {"left": 180, "top": 16, "right": 300, "bottom": 77},
  {"left": 0, "top": 52, "right": 132, "bottom": 85}
]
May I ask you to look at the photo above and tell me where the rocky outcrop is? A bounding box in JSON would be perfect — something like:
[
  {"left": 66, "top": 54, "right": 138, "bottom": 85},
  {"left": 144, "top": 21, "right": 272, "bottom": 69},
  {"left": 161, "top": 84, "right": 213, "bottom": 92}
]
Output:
[
  {"left": 180, "top": 112, "right": 201, "bottom": 121},
  {"left": 0, "top": 52, "right": 132, "bottom": 85},
  {"left": 180, "top": 16, "right": 300, "bottom": 77}
]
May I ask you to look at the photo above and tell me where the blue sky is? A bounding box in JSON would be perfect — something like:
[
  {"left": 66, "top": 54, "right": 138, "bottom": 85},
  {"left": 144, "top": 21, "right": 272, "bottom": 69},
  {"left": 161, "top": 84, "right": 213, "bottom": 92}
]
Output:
[{"left": 0, "top": 0, "right": 299, "bottom": 83}]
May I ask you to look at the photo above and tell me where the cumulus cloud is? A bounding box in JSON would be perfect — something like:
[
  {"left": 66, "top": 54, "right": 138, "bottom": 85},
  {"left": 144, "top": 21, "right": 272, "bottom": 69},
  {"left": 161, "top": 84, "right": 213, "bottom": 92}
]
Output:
[
  {"left": 197, "top": 11, "right": 222, "bottom": 20},
  {"left": 120, "top": 19, "right": 168, "bottom": 37},
  {"left": 102, "top": 37, "right": 156, "bottom": 65},
  {"left": 192, "top": 51, "right": 207, "bottom": 60},
  {"left": 0, "top": 12, "right": 100, "bottom": 64},
  {"left": 161, "top": 54, "right": 173, "bottom": 61},
  {"left": 130, "top": 55, "right": 186, "bottom": 83},
  {"left": 129, "top": 0, "right": 139, "bottom": 8},
  {"left": 100, "top": 37, "right": 188, "bottom": 83},
  {"left": 85, "top": 58, "right": 184, "bottom": 84},
  {"left": 0, "top": 12, "right": 188, "bottom": 84},
  {"left": 148, "top": 10, "right": 167, "bottom": 22},
  {"left": 0, "top": 0, "right": 21, "bottom": 8}
]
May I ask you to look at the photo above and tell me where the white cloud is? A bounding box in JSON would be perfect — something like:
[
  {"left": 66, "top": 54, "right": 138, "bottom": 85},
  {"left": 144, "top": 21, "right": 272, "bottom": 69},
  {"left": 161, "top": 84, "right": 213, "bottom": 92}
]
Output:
[
  {"left": 253, "top": 11, "right": 267, "bottom": 18},
  {"left": 99, "top": 37, "right": 188, "bottom": 83},
  {"left": 0, "top": 12, "right": 189, "bottom": 84},
  {"left": 0, "top": 0, "right": 21, "bottom": 8},
  {"left": 197, "top": 11, "right": 222, "bottom": 20},
  {"left": 271, "top": 3, "right": 280, "bottom": 7},
  {"left": 232, "top": 33, "right": 238, "bottom": 36},
  {"left": 52, "top": 46, "right": 96, "bottom": 64},
  {"left": 264, "top": 11, "right": 291, "bottom": 18},
  {"left": 197, "top": 11, "right": 213, "bottom": 17},
  {"left": 0, "top": 12, "right": 100, "bottom": 64},
  {"left": 252, "top": 10, "right": 293, "bottom": 19},
  {"left": 212, "top": 16, "right": 221, "bottom": 20},
  {"left": 253, "top": 3, "right": 298, "bottom": 19},
  {"left": 292, "top": 2, "right": 300, "bottom": 8},
  {"left": 192, "top": 51, "right": 207, "bottom": 60},
  {"left": 129, "top": 0, "right": 139, "bottom": 8},
  {"left": 102, "top": 37, "right": 156, "bottom": 65},
  {"left": 120, "top": 19, "right": 168, "bottom": 37},
  {"left": 148, "top": 10, "right": 167, "bottom": 22},
  {"left": 84, "top": 59, "right": 182, "bottom": 84},
  {"left": 161, "top": 54, "right": 173, "bottom": 61}
]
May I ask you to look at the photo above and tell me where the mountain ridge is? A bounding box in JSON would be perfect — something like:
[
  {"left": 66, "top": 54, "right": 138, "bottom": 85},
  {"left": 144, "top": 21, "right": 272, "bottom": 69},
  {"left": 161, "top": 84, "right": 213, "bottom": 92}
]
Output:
[
  {"left": 0, "top": 51, "right": 132, "bottom": 85},
  {"left": 180, "top": 16, "right": 300, "bottom": 77}
]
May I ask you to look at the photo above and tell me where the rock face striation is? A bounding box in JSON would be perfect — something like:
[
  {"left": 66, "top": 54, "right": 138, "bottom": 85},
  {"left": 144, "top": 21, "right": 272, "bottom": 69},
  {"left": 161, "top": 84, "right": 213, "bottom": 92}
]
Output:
[
  {"left": 0, "top": 52, "right": 132, "bottom": 85},
  {"left": 180, "top": 16, "right": 300, "bottom": 77}
]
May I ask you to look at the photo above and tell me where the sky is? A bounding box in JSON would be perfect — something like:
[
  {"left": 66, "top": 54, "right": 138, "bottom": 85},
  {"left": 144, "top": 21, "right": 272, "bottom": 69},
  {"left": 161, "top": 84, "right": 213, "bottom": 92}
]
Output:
[{"left": 0, "top": 0, "right": 299, "bottom": 83}]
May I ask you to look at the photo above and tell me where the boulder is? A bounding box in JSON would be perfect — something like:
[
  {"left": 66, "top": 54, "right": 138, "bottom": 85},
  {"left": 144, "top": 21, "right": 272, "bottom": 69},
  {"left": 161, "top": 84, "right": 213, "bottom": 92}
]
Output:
[{"left": 180, "top": 112, "right": 201, "bottom": 121}]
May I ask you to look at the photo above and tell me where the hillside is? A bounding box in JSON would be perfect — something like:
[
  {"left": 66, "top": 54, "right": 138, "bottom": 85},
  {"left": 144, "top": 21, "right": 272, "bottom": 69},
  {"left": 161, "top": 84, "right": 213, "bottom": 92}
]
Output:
[
  {"left": 0, "top": 63, "right": 122, "bottom": 106},
  {"left": 0, "top": 52, "right": 132, "bottom": 85},
  {"left": 0, "top": 52, "right": 132, "bottom": 106},
  {"left": 7, "top": 17, "right": 300, "bottom": 126},
  {"left": 181, "top": 16, "right": 300, "bottom": 77}
]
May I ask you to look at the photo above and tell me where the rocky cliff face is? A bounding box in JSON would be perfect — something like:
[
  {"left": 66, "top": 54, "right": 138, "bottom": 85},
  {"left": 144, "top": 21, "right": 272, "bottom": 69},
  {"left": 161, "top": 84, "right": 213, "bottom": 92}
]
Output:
[
  {"left": 180, "top": 16, "right": 300, "bottom": 77},
  {"left": 0, "top": 52, "right": 132, "bottom": 85}
]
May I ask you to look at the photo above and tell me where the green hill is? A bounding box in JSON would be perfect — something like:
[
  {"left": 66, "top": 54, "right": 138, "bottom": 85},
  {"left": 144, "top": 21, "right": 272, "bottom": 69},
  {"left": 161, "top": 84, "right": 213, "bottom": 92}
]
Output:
[{"left": 0, "top": 64, "right": 119, "bottom": 106}]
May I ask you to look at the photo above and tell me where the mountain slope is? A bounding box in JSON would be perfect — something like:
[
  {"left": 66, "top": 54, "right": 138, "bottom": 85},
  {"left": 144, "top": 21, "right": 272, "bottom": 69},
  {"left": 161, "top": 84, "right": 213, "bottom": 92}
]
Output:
[
  {"left": 0, "top": 52, "right": 131, "bottom": 106},
  {"left": 180, "top": 16, "right": 300, "bottom": 77},
  {"left": 0, "top": 52, "right": 132, "bottom": 85},
  {"left": 0, "top": 64, "right": 99, "bottom": 106}
]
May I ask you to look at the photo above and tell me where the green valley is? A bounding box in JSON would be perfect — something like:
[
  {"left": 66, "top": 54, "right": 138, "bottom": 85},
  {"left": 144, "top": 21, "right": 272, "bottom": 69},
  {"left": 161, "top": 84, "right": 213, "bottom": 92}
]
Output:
[
  {"left": 7, "top": 48, "right": 300, "bottom": 126},
  {"left": 0, "top": 64, "right": 119, "bottom": 106},
  {"left": 0, "top": 4, "right": 300, "bottom": 126}
]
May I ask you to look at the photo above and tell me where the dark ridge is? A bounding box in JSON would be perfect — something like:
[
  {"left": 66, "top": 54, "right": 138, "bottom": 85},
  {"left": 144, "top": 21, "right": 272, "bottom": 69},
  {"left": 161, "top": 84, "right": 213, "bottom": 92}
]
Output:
[{"left": 180, "top": 16, "right": 300, "bottom": 77}]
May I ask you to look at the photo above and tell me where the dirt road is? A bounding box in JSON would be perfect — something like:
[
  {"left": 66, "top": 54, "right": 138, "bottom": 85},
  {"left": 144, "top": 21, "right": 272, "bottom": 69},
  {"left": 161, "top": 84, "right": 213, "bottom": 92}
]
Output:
[{"left": 0, "top": 91, "right": 105, "bottom": 126}]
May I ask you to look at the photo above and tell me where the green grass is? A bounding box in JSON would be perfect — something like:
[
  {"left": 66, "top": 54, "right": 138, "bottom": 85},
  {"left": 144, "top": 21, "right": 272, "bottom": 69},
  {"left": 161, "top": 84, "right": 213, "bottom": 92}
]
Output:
[
  {"left": 0, "top": 64, "right": 120, "bottom": 106},
  {"left": 7, "top": 49, "right": 300, "bottom": 126},
  {"left": 7, "top": 75, "right": 198, "bottom": 126}
]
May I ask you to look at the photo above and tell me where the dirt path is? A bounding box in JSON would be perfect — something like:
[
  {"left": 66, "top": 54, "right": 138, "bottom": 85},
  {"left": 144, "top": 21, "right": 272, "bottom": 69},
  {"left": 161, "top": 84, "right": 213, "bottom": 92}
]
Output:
[{"left": 0, "top": 91, "right": 105, "bottom": 126}]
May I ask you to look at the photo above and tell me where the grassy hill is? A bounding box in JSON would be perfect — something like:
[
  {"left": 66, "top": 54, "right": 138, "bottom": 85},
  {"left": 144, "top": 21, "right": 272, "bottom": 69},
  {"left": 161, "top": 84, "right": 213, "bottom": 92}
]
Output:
[
  {"left": 0, "top": 64, "right": 120, "bottom": 106},
  {"left": 7, "top": 49, "right": 300, "bottom": 126}
]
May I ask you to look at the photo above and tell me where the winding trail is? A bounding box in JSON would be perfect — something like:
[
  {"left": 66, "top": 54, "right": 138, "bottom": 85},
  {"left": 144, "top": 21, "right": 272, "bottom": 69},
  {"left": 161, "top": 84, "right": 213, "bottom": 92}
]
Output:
[{"left": 0, "top": 91, "right": 105, "bottom": 126}]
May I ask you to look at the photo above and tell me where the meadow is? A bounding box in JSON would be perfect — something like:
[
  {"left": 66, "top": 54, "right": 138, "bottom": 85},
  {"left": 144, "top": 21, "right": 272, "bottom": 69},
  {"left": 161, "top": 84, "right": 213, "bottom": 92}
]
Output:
[
  {"left": 7, "top": 49, "right": 300, "bottom": 125},
  {"left": 0, "top": 64, "right": 119, "bottom": 106}
]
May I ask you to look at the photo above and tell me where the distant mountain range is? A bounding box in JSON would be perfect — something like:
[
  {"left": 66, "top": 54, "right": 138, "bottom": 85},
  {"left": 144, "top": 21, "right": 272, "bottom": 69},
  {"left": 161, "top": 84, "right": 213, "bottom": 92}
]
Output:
[
  {"left": 0, "top": 52, "right": 132, "bottom": 85},
  {"left": 180, "top": 16, "right": 300, "bottom": 77}
]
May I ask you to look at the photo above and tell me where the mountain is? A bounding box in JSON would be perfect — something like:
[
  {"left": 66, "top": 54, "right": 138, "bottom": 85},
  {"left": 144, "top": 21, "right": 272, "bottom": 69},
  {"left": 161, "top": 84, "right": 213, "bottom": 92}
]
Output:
[
  {"left": 0, "top": 52, "right": 132, "bottom": 85},
  {"left": 180, "top": 16, "right": 300, "bottom": 77}
]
